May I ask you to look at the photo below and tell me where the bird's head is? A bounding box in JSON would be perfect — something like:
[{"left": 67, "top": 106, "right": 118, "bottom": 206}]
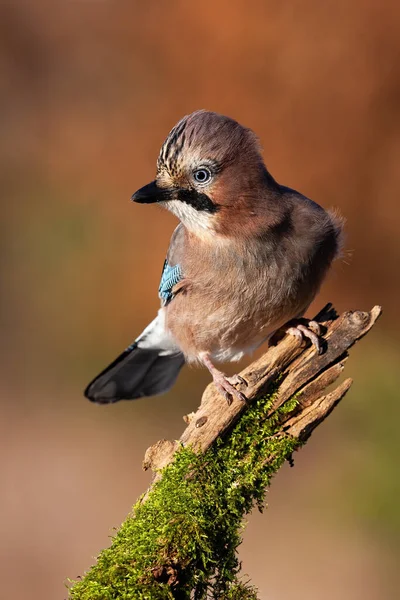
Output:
[{"left": 132, "top": 110, "right": 278, "bottom": 239}]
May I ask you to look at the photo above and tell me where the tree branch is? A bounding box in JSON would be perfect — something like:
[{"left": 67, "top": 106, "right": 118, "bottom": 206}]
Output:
[
  {"left": 69, "top": 304, "right": 381, "bottom": 600},
  {"left": 144, "top": 304, "right": 381, "bottom": 471}
]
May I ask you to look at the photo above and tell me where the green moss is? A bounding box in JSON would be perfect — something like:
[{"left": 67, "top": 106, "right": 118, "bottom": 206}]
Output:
[
  {"left": 278, "top": 394, "right": 299, "bottom": 414},
  {"left": 68, "top": 392, "right": 300, "bottom": 599}
]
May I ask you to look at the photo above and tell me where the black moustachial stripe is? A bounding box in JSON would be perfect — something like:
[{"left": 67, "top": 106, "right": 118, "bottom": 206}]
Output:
[
  {"left": 132, "top": 181, "right": 219, "bottom": 213},
  {"left": 176, "top": 188, "right": 219, "bottom": 213}
]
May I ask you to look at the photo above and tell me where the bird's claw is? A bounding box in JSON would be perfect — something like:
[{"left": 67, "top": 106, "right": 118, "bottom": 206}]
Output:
[
  {"left": 307, "top": 320, "right": 321, "bottom": 335},
  {"left": 287, "top": 320, "right": 323, "bottom": 354},
  {"left": 227, "top": 374, "right": 248, "bottom": 388},
  {"left": 200, "top": 353, "right": 248, "bottom": 405},
  {"left": 214, "top": 375, "right": 248, "bottom": 405}
]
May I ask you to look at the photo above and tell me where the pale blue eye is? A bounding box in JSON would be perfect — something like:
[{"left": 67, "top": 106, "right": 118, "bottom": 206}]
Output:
[{"left": 193, "top": 168, "right": 211, "bottom": 184}]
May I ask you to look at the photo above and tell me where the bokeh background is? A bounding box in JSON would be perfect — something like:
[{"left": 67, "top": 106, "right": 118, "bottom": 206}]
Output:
[{"left": 1, "top": 1, "right": 399, "bottom": 598}]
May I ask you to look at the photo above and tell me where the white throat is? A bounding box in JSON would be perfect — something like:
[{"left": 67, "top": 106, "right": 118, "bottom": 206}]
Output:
[{"left": 162, "top": 199, "right": 217, "bottom": 239}]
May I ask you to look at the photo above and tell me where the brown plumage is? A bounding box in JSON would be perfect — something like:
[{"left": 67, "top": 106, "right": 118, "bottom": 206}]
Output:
[{"left": 85, "top": 110, "right": 343, "bottom": 405}]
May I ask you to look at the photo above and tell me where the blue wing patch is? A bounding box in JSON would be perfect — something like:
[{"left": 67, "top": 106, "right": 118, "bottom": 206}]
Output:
[{"left": 158, "top": 260, "right": 183, "bottom": 304}]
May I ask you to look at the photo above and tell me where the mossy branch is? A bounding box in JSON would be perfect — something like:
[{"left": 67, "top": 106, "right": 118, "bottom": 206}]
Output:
[{"left": 69, "top": 304, "right": 381, "bottom": 600}]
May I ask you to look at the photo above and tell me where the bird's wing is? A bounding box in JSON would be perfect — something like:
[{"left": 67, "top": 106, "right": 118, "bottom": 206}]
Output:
[
  {"left": 84, "top": 226, "right": 188, "bottom": 403},
  {"left": 158, "top": 260, "right": 183, "bottom": 304},
  {"left": 158, "top": 224, "right": 185, "bottom": 306},
  {"left": 85, "top": 315, "right": 184, "bottom": 403}
]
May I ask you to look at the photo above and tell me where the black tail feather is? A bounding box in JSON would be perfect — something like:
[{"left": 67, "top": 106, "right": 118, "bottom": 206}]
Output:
[{"left": 84, "top": 343, "right": 185, "bottom": 404}]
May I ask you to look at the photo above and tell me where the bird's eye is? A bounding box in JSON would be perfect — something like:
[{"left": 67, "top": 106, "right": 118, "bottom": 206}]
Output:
[{"left": 193, "top": 168, "right": 212, "bottom": 184}]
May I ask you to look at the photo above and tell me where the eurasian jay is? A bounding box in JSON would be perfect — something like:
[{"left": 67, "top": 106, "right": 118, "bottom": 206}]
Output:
[{"left": 85, "top": 110, "right": 342, "bottom": 404}]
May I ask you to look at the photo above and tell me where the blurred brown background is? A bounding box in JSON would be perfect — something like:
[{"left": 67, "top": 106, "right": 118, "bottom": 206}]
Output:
[{"left": 1, "top": 1, "right": 399, "bottom": 598}]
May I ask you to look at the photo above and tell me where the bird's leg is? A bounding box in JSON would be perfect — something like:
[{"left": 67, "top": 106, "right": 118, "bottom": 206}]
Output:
[
  {"left": 199, "top": 353, "right": 248, "bottom": 405},
  {"left": 286, "top": 320, "right": 323, "bottom": 354}
]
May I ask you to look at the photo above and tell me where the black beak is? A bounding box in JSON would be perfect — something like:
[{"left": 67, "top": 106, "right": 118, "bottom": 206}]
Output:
[{"left": 131, "top": 180, "right": 162, "bottom": 204}]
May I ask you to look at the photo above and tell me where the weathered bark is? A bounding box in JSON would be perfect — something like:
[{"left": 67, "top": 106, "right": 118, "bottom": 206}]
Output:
[{"left": 143, "top": 304, "right": 381, "bottom": 473}]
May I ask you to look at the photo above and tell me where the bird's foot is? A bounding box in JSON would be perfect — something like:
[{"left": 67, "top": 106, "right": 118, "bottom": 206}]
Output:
[
  {"left": 200, "top": 353, "right": 248, "bottom": 405},
  {"left": 214, "top": 375, "right": 248, "bottom": 406},
  {"left": 226, "top": 374, "right": 248, "bottom": 388},
  {"left": 287, "top": 320, "right": 323, "bottom": 354}
]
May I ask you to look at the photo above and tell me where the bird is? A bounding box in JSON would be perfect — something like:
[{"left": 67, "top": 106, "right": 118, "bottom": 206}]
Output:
[{"left": 84, "top": 110, "right": 343, "bottom": 405}]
